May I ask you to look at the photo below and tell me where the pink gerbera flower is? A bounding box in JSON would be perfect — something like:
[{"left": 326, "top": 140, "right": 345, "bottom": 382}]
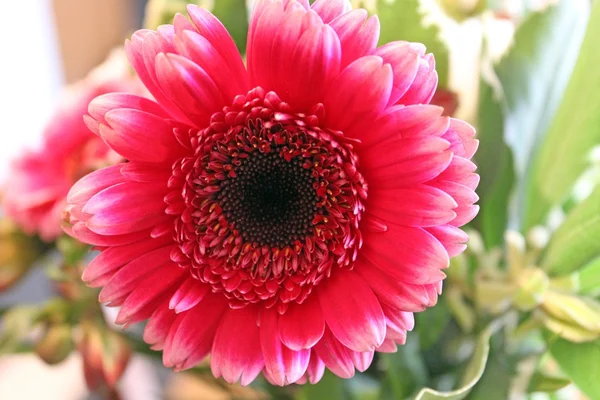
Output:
[
  {"left": 2, "top": 50, "right": 140, "bottom": 241},
  {"left": 65, "top": 0, "right": 479, "bottom": 386}
]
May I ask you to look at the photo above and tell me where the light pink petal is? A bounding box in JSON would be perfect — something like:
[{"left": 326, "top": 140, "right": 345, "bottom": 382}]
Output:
[
  {"left": 68, "top": 164, "right": 125, "bottom": 204},
  {"left": 319, "top": 270, "right": 385, "bottom": 352},
  {"left": 442, "top": 119, "right": 478, "bottom": 159},
  {"left": 382, "top": 304, "right": 415, "bottom": 331},
  {"left": 88, "top": 93, "right": 170, "bottom": 127},
  {"left": 397, "top": 54, "right": 438, "bottom": 105},
  {"left": 307, "top": 352, "right": 325, "bottom": 384},
  {"left": 330, "top": 10, "right": 380, "bottom": 68},
  {"left": 375, "top": 42, "right": 421, "bottom": 106},
  {"left": 211, "top": 306, "right": 264, "bottom": 385},
  {"left": 69, "top": 222, "right": 152, "bottom": 247},
  {"left": 261, "top": 309, "right": 310, "bottom": 386},
  {"left": 367, "top": 185, "right": 457, "bottom": 227},
  {"left": 125, "top": 30, "right": 192, "bottom": 124},
  {"left": 426, "top": 225, "right": 469, "bottom": 257},
  {"left": 311, "top": 0, "right": 351, "bottom": 23},
  {"left": 175, "top": 29, "right": 249, "bottom": 102},
  {"left": 120, "top": 162, "right": 172, "bottom": 183},
  {"left": 279, "top": 294, "right": 325, "bottom": 351},
  {"left": 102, "top": 108, "right": 185, "bottom": 162},
  {"left": 377, "top": 339, "right": 398, "bottom": 353},
  {"left": 438, "top": 156, "right": 479, "bottom": 190},
  {"left": 350, "top": 350, "right": 374, "bottom": 373}
]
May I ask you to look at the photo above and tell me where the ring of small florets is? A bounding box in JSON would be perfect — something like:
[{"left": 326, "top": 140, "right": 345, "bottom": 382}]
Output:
[{"left": 168, "top": 88, "right": 367, "bottom": 312}]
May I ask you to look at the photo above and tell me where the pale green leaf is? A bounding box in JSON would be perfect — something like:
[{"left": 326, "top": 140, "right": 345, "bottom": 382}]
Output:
[
  {"left": 494, "top": 0, "right": 589, "bottom": 228},
  {"left": 295, "top": 370, "right": 346, "bottom": 400},
  {"left": 549, "top": 338, "right": 600, "bottom": 399},
  {"left": 527, "top": 373, "right": 572, "bottom": 394},
  {"left": 524, "top": 0, "right": 599, "bottom": 229},
  {"left": 542, "top": 187, "right": 600, "bottom": 275},
  {"left": 211, "top": 0, "right": 248, "bottom": 53},
  {"left": 577, "top": 256, "right": 600, "bottom": 295},
  {"left": 413, "top": 326, "right": 493, "bottom": 400},
  {"left": 417, "top": 298, "right": 451, "bottom": 350},
  {"left": 377, "top": 0, "right": 449, "bottom": 86}
]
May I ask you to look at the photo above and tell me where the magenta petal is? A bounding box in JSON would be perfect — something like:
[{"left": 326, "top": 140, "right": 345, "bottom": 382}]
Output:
[
  {"left": 313, "top": 329, "right": 355, "bottom": 379},
  {"left": 163, "top": 294, "right": 227, "bottom": 370},
  {"left": 68, "top": 164, "right": 125, "bottom": 204},
  {"left": 279, "top": 294, "right": 325, "bottom": 351},
  {"left": 143, "top": 302, "right": 177, "bottom": 350},
  {"left": 311, "top": 0, "right": 351, "bottom": 23},
  {"left": 169, "top": 277, "right": 209, "bottom": 314},
  {"left": 211, "top": 306, "right": 264, "bottom": 385},
  {"left": 307, "top": 351, "right": 326, "bottom": 383},
  {"left": 319, "top": 270, "right": 385, "bottom": 352}
]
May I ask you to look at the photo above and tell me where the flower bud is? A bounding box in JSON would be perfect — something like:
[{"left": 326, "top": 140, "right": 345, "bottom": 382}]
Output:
[
  {"left": 35, "top": 324, "right": 74, "bottom": 365},
  {"left": 78, "top": 322, "right": 132, "bottom": 392},
  {"left": 0, "top": 220, "right": 43, "bottom": 291},
  {"left": 541, "top": 292, "right": 600, "bottom": 335},
  {"left": 437, "top": 0, "right": 486, "bottom": 21},
  {"left": 144, "top": 0, "right": 214, "bottom": 30}
]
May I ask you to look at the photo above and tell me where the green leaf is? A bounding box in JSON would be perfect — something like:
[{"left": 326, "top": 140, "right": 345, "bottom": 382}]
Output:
[
  {"left": 527, "top": 372, "right": 572, "bottom": 394},
  {"left": 377, "top": 0, "right": 449, "bottom": 86},
  {"left": 295, "top": 370, "right": 346, "bottom": 400},
  {"left": 549, "top": 338, "right": 600, "bottom": 399},
  {"left": 413, "top": 326, "right": 494, "bottom": 400},
  {"left": 524, "top": 0, "right": 599, "bottom": 229},
  {"left": 494, "top": 0, "right": 589, "bottom": 228},
  {"left": 473, "top": 79, "right": 515, "bottom": 248},
  {"left": 417, "top": 298, "right": 451, "bottom": 350},
  {"left": 542, "top": 187, "right": 600, "bottom": 275},
  {"left": 577, "top": 256, "right": 600, "bottom": 295},
  {"left": 380, "top": 338, "right": 429, "bottom": 399},
  {"left": 211, "top": 0, "right": 249, "bottom": 54}
]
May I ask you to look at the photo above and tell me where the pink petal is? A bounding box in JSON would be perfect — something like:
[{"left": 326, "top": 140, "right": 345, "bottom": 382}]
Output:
[
  {"left": 261, "top": 309, "right": 310, "bottom": 386},
  {"left": 102, "top": 108, "right": 185, "bottom": 162},
  {"left": 279, "top": 294, "right": 325, "bottom": 351},
  {"left": 83, "top": 235, "right": 173, "bottom": 287},
  {"left": 211, "top": 306, "right": 264, "bottom": 385},
  {"left": 319, "top": 270, "right": 385, "bottom": 352},
  {"left": 68, "top": 164, "right": 125, "bottom": 204},
  {"left": 375, "top": 42, "right": 421, "bottom": 106},
  {"left": 116, "top": 265, "right": 187, "bottom": 325},
  {"left": 98, "top": 245, "right": 177, "bottom": 304},
  {"left": 313, "top": 329, "right": 355, "bottom": 378},
  {"left": 307, "top": 352, "right": 325, "bottom": 383},
  {"left": 88, "top": 93, "right": 170, "bottom": 126},
  {"left": 163, "top": 293, "right": 227, "bottom": 370},
  {"left": 186, "top": 5, "right": 248, "bottom": 92},
  {"left": 144, "top": 302, "right": 177, "bottom": 350},
  {"left": 169, "top": 277, "right": 209, "bottom": 314},
  {"left": 367, "top": 185, "right": 457, "bottom": 227},
  {"left": 120, "top": 162, "right": 172, "bottom": 183},
  {"left": 330, "top": 10, "right": 380, "bottom": 68},
  {"left": 361, "top": 224, "right": 449, "bottom": 284},
  {"left": 397, "top": 54, "right": 438, "bottom": 105},
  {"left": 311, "top": 0, "right": 351, "bottom": 23},
  {"left": 355, "top": 257, "right": 429, "bottom": 311},
  {"left": 324, "top": 56, "right": 392, "bottom": 131},
  {"left": 155, "top": 53, "right": 225, "bottom": 128},
  {"left": 426, "top": 225, "right": 469, "bottom": 257},
  {"left": 442, "top": 119, "right": 478, "bottom": 159}
]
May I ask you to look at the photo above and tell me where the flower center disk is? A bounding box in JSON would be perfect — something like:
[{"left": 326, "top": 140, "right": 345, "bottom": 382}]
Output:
[{"left": 169, "top": 89, "right": 367, "bottom": 311}]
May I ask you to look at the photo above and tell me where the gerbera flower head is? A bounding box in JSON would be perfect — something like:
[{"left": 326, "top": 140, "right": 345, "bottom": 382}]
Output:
[
  {"left": 65, "top": 0, "right": 479, "bottom": 386},
  {"left": 2, "top": 49, "right": 140, "bottom": 241}
]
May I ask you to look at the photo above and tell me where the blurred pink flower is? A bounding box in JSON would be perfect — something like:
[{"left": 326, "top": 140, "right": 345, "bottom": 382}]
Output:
[
  {"left": 65, "top": 1, "right": 479, "bottom": 385},
  {"left": 2, "top": 50, "right": 142, "bottom": 241}
]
